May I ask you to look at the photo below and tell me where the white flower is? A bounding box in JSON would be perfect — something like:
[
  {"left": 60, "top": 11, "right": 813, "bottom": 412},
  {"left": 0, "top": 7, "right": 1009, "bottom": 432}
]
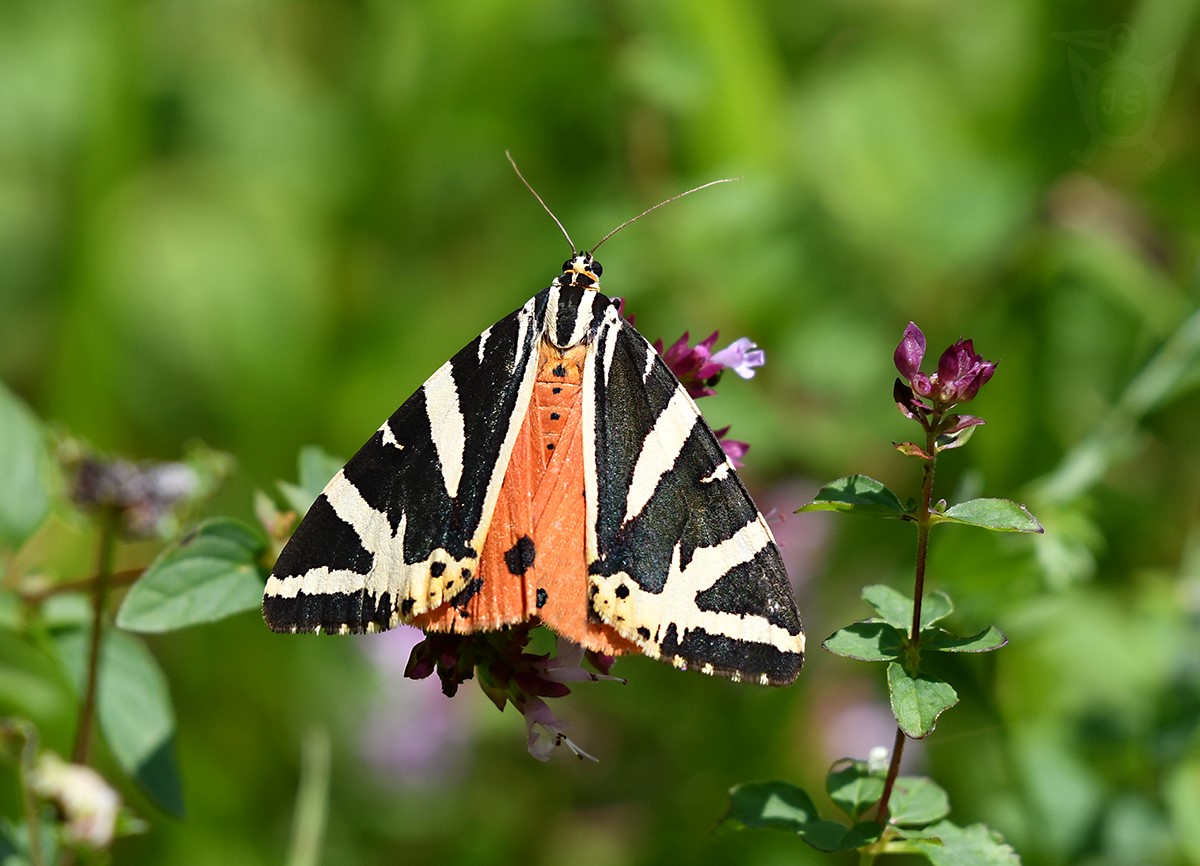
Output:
[{"left": 30, "top": 753, "right": 121, "bottom": 848}]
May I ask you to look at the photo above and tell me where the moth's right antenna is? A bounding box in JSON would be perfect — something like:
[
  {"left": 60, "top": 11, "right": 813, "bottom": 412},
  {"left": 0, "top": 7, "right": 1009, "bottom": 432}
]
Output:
[{"left": 506, "top": 151, "right": 576, "bottom": 255}]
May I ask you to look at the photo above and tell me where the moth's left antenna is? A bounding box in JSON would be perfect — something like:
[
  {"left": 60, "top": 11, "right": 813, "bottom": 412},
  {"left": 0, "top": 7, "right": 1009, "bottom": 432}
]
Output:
[{"left": 506, "top": 151, "right": 576, "bottom": 255}]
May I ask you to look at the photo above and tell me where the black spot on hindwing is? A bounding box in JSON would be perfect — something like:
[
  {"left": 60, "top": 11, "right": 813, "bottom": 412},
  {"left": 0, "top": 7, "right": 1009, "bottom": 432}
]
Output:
[{"left": 504, "top": 535, "right": 536, "bottom": 575}]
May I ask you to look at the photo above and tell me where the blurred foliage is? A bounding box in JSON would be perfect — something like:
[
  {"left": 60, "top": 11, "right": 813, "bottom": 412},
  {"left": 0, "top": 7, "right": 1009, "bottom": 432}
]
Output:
[{"left": 2, "top": 0, "right": 1200, "bottom": 864}]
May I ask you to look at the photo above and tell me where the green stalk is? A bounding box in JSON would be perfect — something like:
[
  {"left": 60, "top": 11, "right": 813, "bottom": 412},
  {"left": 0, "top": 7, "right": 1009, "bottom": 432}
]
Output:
[
  {"left": 72, "top": 513, "right": 118, "bottom": 765},
  {"left": 875, "top": 419, "right": 940, "bottom": 823}
]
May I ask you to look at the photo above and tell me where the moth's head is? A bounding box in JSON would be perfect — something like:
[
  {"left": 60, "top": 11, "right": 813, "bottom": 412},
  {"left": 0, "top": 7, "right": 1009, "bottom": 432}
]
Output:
[{"left": 555, "top": 252, "right": 603, "bottom": 291}]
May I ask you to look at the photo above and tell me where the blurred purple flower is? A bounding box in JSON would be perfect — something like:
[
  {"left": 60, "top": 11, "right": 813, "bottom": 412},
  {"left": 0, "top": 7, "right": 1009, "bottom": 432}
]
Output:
[
  {"left": 712, "top": 427, "right": 750, "bottom": 468},
  {"left": 359, "top": 627, "right": 471, "bottom": 787}
]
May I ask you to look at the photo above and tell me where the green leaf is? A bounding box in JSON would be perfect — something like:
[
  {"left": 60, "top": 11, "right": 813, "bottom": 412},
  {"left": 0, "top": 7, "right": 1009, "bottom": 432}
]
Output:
[
  {"left": 887, "top": 777, "right": 951, "bottom": 827},
  {"left": 823, "top": 621, "right": 905, "bottom": 661},
  {"left": 722, "top": 781, "right": 881, "bottom": 853},
  {"left": 117, "top": 518, "right": 267, "bottom": 633},
  {"left": 796, "top": 475, "right": 909, "bottom": 519},
  {"left": 862, "top": 585, "right": 913, "bottom": 630},
  {"left": 826, "top": 760, "right": 885, "bottom": 821},
  {"left": 919, "top": 591, "right": 954, "bottom": 628},
  {"left": 0, "top": 381, "right": 52, "bottom": 552},
  {"left": 886, "top": 663, "right": 959, "bottom": 739},
  {"left": 886, "top": 820, "right": 1020, "bottom": 865},
  {"left": 52, "top": 626, "right": 184, "bottom": 816},
  {"left": 722, "top": 780, "right": 820, "bottom": 832},
  {"left": 862, "top": 585, "right": 954, "bottom": 631},
  {"left": 934, "top": 498, "right": 1044, "bottom": 533},
  {"left": 922, "top": 626, "right": 1008, "bottom": 653},
  {"left": 804, "top": 821, "right": 882, "bottom": 853}
]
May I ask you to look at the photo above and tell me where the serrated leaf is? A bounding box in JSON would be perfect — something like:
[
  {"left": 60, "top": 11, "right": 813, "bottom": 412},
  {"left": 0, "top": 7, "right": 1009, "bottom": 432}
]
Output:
[
  {"left": 52, "top": 626, "right": 184, "bottom": 816},
  {"left": 117, "top": 518, "right": 267, "bottom": 633},
  {"left": 0, "top": 381, "right": 52, "bottom": 552},
  {"left": 934, "top": 498, "right": 1044, "bottom": 533},
  {"left": 886, "top": 663, "right": 959, "bottom": 739},
  {"left": 886, "top": 820, "right": 1020, "bottom": 865},
  {"left": 722, "top": 781, "right": 820, "bottom": 832},
  {"left": 823, "top": 621, "right": 905, "bottom": 661},
  {"left": 922, "top": 626, "right": 1008, "bottom": 653},
  {"left": 797, "top": 475, "right": 909, "bottom": 519},
  {"left": 888, "top": 777, "right": 951, "bottom": 827},
  {"left": 827, "top": 760, "right": 885, "bottom": 821}
]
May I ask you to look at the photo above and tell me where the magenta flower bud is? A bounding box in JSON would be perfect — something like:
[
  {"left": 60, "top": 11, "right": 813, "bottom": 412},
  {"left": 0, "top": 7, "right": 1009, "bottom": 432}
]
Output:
[
  {"left": 934, "top": 339, "right": 996, "bottom": 403},
  {"left": 893, "top": 322, "right": 926, "bottom": 380}
]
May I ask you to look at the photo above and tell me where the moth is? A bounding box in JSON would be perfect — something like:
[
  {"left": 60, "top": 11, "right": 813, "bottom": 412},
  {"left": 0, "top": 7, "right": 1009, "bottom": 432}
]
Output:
[{"left": 263, "top": 162, "right": 805, "bottom": 686}]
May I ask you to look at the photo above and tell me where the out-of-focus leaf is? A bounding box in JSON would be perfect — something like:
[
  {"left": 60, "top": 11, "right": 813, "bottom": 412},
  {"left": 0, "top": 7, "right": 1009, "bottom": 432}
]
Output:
[
  {"left": 721, "top": 780, "right": 820, "bottom": 833},
  {"left": 0, "top": 381, "right": 52, "bottom": 552},
  {"left": 117, "top": 518, "right": 266, "bottom": 633},
  {"left": 797, "top": 475, "right": 909, "bottom": 519},
  {"left": 278, "top": 446, "right": 343, "bottom": 515},
  {"left": 934, "top": 498, "right": 1044, "bottom": 533},
  {"left": 886, "top": 663, "right": 959, "bottom": 739},
  {"left": 51, "top": 626, "right": 184, "bottom": 816},
  {"left": 721, "top": 780, "right": 881, "bottom": 852}
]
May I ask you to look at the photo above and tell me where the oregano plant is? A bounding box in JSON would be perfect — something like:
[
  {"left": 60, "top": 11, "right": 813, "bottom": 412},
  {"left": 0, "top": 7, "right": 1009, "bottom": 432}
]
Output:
[{"left": 721, "top": 323, "right": 1043, "bottom": 864}]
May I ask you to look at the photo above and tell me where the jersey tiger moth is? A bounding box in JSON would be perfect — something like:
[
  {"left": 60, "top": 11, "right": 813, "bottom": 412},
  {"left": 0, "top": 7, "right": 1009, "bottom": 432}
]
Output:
[{"left": 263, "top": 167, "right": 806, "bottom": 686}]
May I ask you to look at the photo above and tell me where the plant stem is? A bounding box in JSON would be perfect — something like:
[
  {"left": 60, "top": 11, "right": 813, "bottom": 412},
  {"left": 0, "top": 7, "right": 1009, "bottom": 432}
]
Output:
[
  {"left": 3, "top": 721, "right": 46, "bottom": 866},
  {"left": 874, "top": 725, "right": 907, "bottom": 823},
  {"left": 909, "top": 426, "right": 938, "bottom": 640},
  {"left": 877, "top": 423, "right": 941, "bottom": 823},
  {"left": 72, "top": 514, "right": 118, "bottom": 765},
  {"left": 19, "top": 568, "right": 142, "bottom": 605}
]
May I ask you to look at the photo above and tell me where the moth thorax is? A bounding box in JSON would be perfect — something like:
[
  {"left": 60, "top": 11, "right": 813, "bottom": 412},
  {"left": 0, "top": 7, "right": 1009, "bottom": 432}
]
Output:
[{"left": 555, "top": 252, "right": 603, "bottom": 291}]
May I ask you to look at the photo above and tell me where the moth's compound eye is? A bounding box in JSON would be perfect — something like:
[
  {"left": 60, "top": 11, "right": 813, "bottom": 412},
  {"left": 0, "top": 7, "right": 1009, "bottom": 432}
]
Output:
[
  {"left": 562, "top": 259, "right": 573, "bottom": 272},
  {"left": 590, "top": 260, "right": 603, "bottom": 277}
]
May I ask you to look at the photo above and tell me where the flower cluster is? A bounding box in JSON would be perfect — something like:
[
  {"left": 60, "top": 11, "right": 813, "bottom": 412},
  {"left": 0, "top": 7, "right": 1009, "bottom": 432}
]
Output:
[
  {"left": 62, "top": 441, "right": 229, "bottom": 539},
  {"left": 404, "top": 626, "right": 621, "bottom": 761},
  {"left": 892, "top": 322, "right": 996, "bottom": 455}
]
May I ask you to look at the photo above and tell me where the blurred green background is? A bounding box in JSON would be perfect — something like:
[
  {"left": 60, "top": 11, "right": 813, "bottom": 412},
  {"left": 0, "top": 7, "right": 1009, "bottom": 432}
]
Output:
[{"left": 3, "top": 0, "right": 1200, "bottom": 864}]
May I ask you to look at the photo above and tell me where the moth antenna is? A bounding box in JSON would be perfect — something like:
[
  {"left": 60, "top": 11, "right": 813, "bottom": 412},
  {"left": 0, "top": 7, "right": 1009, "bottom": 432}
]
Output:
[
  {"left": 506, "top": 150, "right": 576, "bottom": 254},
  {"left": 590, "top": 177, "right": 738, "bottom": 255}
]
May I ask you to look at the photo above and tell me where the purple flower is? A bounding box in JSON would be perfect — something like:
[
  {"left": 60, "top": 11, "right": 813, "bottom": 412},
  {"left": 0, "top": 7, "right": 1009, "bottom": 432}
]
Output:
[
  {"left": 712, "top": 426, "right": 750, "bottom": 467},
  {"left": 360, "top": 628, "right": 471, "bottom": 786},
  {"left": 892, "top": 324, "right": 996, "bottom": 415},
  {"left": 404, "top": 626, "right": 618, "bottom": 761},
  {"left": 893, "top": 322, "right": 926, "bottom": 380},
  {"left": 934, "top": 339, "right": 996, "bottom": 402},
  {"left": 711, "top": 337, "right": 766, "bottom": 379}
]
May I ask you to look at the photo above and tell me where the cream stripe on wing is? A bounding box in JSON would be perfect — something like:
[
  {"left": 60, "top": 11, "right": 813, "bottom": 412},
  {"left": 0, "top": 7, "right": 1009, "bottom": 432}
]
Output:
[
  {"left": 423, "top": 362, "right": 466, "bottom": 499},
  {"left": 623, "top": 385, "right": 699, "bottom": 524}
]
